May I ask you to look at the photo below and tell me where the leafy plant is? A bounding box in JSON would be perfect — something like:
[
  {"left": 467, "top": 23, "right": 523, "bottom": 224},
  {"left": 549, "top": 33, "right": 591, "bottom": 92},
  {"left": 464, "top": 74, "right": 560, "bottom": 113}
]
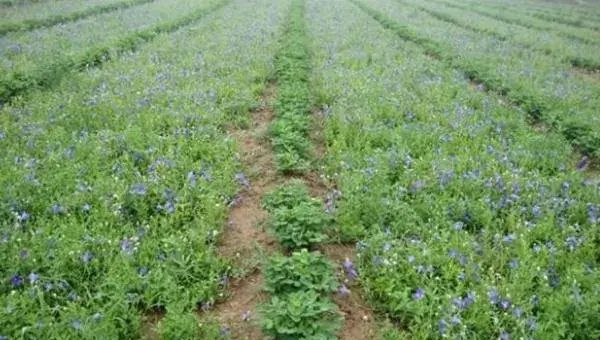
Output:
[
  {"left": 261, "top": 180, "right": 317, "bottom": 212},
  {"left": 264, "top": 249, "right": 338, "bottom": 295},
  {"left": 269, "top": 201, "right": 331, "bottom": 249},
  {"left": 259, "top": 290, "right": 341, "bottom": 340}
]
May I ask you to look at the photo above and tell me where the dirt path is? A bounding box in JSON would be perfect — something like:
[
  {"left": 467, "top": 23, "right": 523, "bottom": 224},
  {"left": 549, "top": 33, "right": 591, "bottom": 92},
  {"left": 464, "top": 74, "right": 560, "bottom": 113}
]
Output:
[{"left": 209, "top": 83, "right": 279, "bottom": 340}]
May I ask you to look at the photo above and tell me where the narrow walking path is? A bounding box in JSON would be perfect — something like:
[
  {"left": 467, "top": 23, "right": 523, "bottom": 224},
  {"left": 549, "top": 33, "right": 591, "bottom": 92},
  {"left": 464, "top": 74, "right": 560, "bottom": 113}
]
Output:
[{"left": 211, "top": 83, "right": 280, "bottom": 340}]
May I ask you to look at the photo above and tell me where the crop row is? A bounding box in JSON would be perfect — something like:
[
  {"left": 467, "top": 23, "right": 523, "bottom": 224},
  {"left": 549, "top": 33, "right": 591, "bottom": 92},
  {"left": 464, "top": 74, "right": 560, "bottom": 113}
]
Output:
[
  {"left": 0, "top": 0, "right": 126, "bottom": 21},
  {"left": 454, "top": 0, "right": 600, "bottom": 26},
  {"left": 405, "top": 0, "right": 600, "bottom": 71},
  {"left": 258, "top": 2, "right": 342, "bottom": 338},
  {"left": 260, "top": 182, "right": 341, "bottom": 339},
  {"left": 353, "top": 0, "right": 600, "bottom": 161},
  {"left": 270, "top": 0, "right": 313, "bottom": 173},
  {"left": 0, "top": 0, "right": 155, "bottom": 36},
  {"left": 439, "top": 0, "right": 600, "bottom": 46},
  {"left": 0, "top": 0, "right": 286, "bottom": 336},
  {"left": 309, "top": 0, "right": 600, "bottom": 338},
  {"left": 0, "top": 0, "right": 228, "bottom": 104}
]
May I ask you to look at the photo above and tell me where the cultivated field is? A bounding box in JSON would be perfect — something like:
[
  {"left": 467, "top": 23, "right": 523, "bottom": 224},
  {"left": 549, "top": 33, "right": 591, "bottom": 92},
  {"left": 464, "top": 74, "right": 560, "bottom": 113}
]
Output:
[{"left": 1, "top": 0, "right": 600, "bottom": 338}]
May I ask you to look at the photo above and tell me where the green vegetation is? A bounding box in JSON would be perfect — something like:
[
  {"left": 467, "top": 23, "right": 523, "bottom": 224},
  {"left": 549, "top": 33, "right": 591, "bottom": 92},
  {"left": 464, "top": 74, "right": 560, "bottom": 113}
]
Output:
[
  {"left": 271, "top": 0, "right": 313, "bottom": 173},
  {"left": 0, "top": 0, "right": 229, "bottom": 104},
  {"left": 0, "top": 0, "right": 155, "bottom": 36},
  {"left": 0, "top": 0, "right": 286, "bottom": 336},
  {"left": 2, "top": 0, "right": 600, "bottom": 337}
]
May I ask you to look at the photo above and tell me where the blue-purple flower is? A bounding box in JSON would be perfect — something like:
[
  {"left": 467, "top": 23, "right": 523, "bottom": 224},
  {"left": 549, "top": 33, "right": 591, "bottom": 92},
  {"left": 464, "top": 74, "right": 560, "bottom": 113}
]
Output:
[
  {"left": 10, "top": 275, "right": 23, "bottom": 287},
  {"left": 131, "top": 183, "right": 147, "bottom": 196},
  {"left": 338, "top": 284, "right": 351, "bottom": 297},
  {"left": 81, "top": 251, "right": 93, "bottom": 264},
  {"left": 413, "top": 288, "right": 425, "bottom": 300},
  {"left": 241, "top": 311, "right": 251, "bottom": 322},
  {"left": 220, "top": 325, "right": 231, "bottom": 337},
  {"left": 28, "top": 272, "right": 39, "bottom": 284}
]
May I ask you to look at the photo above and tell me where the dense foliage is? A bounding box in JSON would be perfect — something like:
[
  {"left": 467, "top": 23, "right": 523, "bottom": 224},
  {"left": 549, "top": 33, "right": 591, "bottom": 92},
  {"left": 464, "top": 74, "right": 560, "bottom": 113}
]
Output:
[
  {"left": 309, "top": 0, "right": 600, "bottom": 338},
  {"left": 0, "top": 0, "right": 286, "bottom": 336}
]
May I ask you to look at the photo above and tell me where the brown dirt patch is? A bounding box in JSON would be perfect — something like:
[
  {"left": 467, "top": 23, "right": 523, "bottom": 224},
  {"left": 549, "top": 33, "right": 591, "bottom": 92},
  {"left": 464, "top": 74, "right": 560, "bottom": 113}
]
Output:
[
  {"left": 209, "top": 273, "right": 269, "bottom": 340},
  {"left": 321, "top": 244, "right": 378, "bottom": 340},
  {"left": 208, "top": 82, "right": 280, "bottom": 339},
  {"left": 140, "top": 308, "right": 166, "bottom": 340}
]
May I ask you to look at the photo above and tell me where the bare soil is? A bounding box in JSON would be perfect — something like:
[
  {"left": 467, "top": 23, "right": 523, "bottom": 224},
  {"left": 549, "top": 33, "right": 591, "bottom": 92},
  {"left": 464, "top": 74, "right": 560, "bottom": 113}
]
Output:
[
  {"left": 208, "top": 83, "right": 280, "bottom": 340},
  {"left": 321, "top": 244, "right": 378, "bottom": 340}
]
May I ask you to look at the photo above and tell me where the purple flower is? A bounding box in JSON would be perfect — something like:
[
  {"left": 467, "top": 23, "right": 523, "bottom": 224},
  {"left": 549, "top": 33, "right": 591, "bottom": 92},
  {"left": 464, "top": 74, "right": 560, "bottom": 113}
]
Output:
[
  {"left": 577, "top": 156, "right": 588, "bottom": 171},
  {"left": 131, "top": 183, "right": 147, "bottom": 196},
  {"left": 548, "top": 268, "right": 560, "bottom": 288},
  {"left": 241, "top": 311, "right": 251, "bottom": 322},
  {"left": 438, "top": 319, "right": 447, "bottom": 335},
  {"left": 488, "top": 288, "right": 499, "bottom": 304},
  {"left": 413, "top": 288, "right": 425, "bottom": 300},
  {"left": 165, "top": 201, "right": 175, "bottom": 214},
  {"left": 499, "top": 299, "right": 511, "bottom": 310},
  {"left": 20, "top": 249, "right": 29, "bottom": 259},
  {"left": 81, "top": 251, "right": 93, "bottom": 264},
  {"left": 71, "top": 320, "right": 82, "bottom": 330},
  {"left": 500, "top": 332, "right": 510, "bottom": 340},
  {"left": 120, "top": 239, "right": 134, "bottom": 255},
  {"left": 235, "top": 173, "right": 250, "bottom": 188},
  {"left": 10, "top": 275, "right": 23, "bottom": 287},
  {"left": 410, "top": 180, "right": 425, "bottom": 193},
  {"left": 503, "top": 233, "right": 517, "bottom": 244},
  {"left": 454, "top": 222, "right": 464, "bottom": 231},
  {"left": 18, "top": 211, "right": 30, "bottom": 222},
  {"left": 68, "top": 292, "right": 78, "bottom": 301},
  {"left": 220, "top": 325, "right": 231, "bottom": 337},
  {"left": 51, "top": 204, "right": 64, "bottom": 214},
  {"left": 28, "top": 272, "right": 39, "bottom": 284},
  {"left": 200, "top": 301, "right": 213, "bottom": 312},
  {"left": 219, "top": 274, "right": 229, "bottom": 287},
  {"left": 407, "top": 255, "right": 415, "bottom": 263},
  {"left": 451, "top": 315, "right": 461, "bottom": 325},
  {"left": 338, "top": 284, "right": 351, "bottom": 297},
  {"left": 343, "top": 258, "right": 354, "bottom": 271},
  {"left": 187, "top": 171, "right": 197, "bottom": 187},
  {"left": 347, "top": 268, "right": 358, "bottom": 280},
  {"left": 508, "top": 259, "right": 519, "bottom": 269},
  {"left": 138, "top": 267, "right": 149, "bottom": 276},
  {"left": 513, "top": 307, "right": 523, "bottom": 318},
  {"left": 82, "top": 204, "right": 91, "bottom": 212},
  {"left": 588, "top": 204, "right": 598, "bottom": 224},
  {"left": 464, "top": 291, "right": 476, "bottom": 306}
]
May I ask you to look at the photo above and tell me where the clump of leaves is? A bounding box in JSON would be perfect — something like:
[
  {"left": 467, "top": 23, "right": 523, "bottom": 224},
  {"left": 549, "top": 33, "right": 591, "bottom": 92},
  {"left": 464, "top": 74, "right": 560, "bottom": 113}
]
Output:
[
  {"left": 261, "top": 180, "right": 318, "bottom": 212},
  {"left": 259, "top": 290, "right": 341, "bottom": 340},
  {"left": 269, "top": 201, "right": 331, "bottom": 249},
  {"left": 264, "top": 249, "right": 338, "bottom": 295}
]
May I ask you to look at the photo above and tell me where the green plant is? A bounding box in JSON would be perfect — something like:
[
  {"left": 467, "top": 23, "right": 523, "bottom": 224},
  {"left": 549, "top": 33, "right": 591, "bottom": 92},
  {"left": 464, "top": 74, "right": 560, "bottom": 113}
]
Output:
[
  {"left": 261, "top": 180, "right": 317, "bottom": 212},
  {"left": 264, "top": 250, "right": 338, "bottom": 295},
  {"left": 259, "top": 290, "right": 341, "bottom": 340},
  {"left": 269, "top": 202, "right": 330, "bottom": 249}
]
